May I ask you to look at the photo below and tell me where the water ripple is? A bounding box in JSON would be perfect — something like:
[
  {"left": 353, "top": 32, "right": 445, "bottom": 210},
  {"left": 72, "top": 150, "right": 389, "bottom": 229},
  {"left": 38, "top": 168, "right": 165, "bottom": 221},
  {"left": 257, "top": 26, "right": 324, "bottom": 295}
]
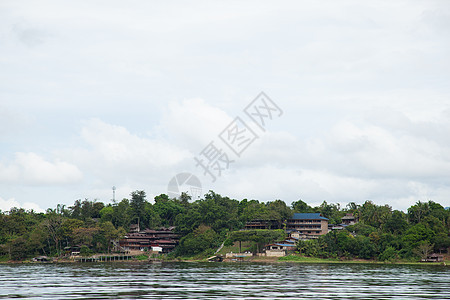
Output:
[{"left": 0, "top": 262, "right": 448, "bottom": 299}]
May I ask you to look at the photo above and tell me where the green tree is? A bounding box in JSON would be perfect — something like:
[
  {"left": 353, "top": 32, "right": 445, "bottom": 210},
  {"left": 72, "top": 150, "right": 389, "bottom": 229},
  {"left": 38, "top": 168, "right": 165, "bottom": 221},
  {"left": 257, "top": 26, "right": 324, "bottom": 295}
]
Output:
[
  {"left": 130, "top": 190, "right": 148, "bottom": 225},
  {"left": 413, "top": 241, "right": 434, "bottom": 260},
  {"left": 239, "top": 199, "right": 270, "bottom": 222},
  {"left": 44, "top": 207, "right": 64, "bottom": 255},
  {"left": 291, "top": 199, "right": 313, "bottom": 212},
  {"left": 177, "top": 225, "right": 219, "bottom": 255},
  {"left": 360, "top": 201, "right": 392, "bottom": 228},
  {"left": 143, "top": 202, "right": 161, "bottom": 229},
  {"left": 9, "top": 236, "right": 29, "bottom": 261},
  {"left": 407, "top": 201, "right": 430, "bottom": 224},
  {"left": 99, "top": 205, "right": 114, "bottom": 223},
  {"left": 80, "top": 245, "right": 93, "bottom": 257},
  {"left": 59, "top": 218, "right": 84, "bottom": 248},
  {"left": 28, "top": 224, "right": 48, "bottom": 257},
  {"left": 100, "top": 221, "right": 120, "bottom": 253},
  {"left": 154, "top": 195, "right": 184, "bottom": 227},
  {"left": 318, "top": 201, "right": 342, "bottom": 224},
  {"left": 402, "top": 223, "right": 435, "bottom": 249},
  {"left": 69, "top": 200, "right": 82, "bottom": 219},
  {"left": 199, "top": 192, "right": 240, "bottom": 233},
  {"left": 383, "top": 210, "right": 408, "bottom": 235},
  {"left": 355, "top": 236, "right": 377, "bottom": 259},
  {"left": 379, "top": 246, "right": 399, "bottom": 262},
  {"left": 266, "top": 200, "right": 291, "bottom": 221},
  {"left": 73, "top": 227, "right": 100, "bottom": 248},
  {"left": 174, "top": 207, "right": 202, "bottom": 235},
  {"left": 111, "top": 199, "right": 131, "bottom": 229}
]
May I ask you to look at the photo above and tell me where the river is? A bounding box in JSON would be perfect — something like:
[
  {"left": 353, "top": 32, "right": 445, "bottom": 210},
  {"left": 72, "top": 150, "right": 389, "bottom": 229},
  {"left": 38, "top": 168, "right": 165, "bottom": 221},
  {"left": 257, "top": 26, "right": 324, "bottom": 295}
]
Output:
[{"left": 0, "top": 262, "right": 448, "bottom": 299}]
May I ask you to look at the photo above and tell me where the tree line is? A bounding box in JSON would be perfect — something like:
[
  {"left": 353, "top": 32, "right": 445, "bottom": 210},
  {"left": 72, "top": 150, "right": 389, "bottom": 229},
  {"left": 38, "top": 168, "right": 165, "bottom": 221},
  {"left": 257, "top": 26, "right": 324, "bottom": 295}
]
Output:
[
  {"left": 0, "top": 190, "right": 449, "bottom": 261},
  {"left": 296, "top": 200, "right": 450, "bottom": 261}
]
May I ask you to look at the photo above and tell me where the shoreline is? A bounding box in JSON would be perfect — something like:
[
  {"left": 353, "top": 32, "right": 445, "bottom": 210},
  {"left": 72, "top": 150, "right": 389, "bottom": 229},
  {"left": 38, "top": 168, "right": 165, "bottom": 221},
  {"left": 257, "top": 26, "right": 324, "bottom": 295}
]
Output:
[{"left": 1, "top": 254, "right": 448, "bottom": 266}]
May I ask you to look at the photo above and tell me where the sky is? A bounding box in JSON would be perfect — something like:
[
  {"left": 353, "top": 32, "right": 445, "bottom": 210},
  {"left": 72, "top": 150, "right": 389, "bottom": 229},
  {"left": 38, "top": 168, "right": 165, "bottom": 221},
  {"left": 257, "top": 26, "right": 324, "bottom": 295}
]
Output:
[{"left": 1, "top": 0, "right": 450, "bottom": 212}]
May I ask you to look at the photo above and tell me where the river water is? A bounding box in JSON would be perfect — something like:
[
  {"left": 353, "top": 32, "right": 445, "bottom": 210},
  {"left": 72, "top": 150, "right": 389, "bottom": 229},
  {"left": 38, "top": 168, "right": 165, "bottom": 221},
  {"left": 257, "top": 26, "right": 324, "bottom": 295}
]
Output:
[{"left": 0, "top": 262, "right": 448, "bottom": 299}]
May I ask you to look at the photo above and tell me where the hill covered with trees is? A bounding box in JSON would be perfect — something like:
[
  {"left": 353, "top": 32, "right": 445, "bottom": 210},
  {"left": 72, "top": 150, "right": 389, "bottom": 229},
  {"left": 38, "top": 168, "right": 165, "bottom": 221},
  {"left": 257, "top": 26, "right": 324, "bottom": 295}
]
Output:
[{"left": 0, "top": 190, "right": 449, "bottom": 262}]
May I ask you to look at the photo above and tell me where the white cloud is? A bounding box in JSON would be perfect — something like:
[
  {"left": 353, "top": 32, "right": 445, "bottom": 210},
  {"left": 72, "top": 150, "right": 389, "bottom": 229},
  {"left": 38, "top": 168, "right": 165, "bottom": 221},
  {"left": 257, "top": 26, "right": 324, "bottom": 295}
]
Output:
[
  {"left": 80, "top": 118, "right": 189, "bottom": 167},
  {"left": 160, "top": 98, "right": 233, "bottom": 149},
  {"left": 325, "top": 112, "right": 450, "bottom": 180},
  {"left": 203, "top": 103, "right": 450, "bottom": 210},
  {"left": 0, "top": 152, "right": 82, "bottom": 185},
  {"left": 0, "top": 196, "right": 44, "bottom": 212},
  {"left": 1, "top": 1, "right": 450, "bottom": 211},
  {"left": 59, "top": 118, "right": 193, "bottom": 188}
]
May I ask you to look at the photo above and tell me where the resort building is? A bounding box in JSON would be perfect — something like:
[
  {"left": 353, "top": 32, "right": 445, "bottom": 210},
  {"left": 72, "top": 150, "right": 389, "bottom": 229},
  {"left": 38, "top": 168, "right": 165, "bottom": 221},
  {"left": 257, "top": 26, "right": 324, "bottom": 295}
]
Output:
[
  {"left": 243, "top": 219, "right": 283, "bottom": 230},
  {"left": 285, "top": 213, "right": 329, "bottom": 239},
  {"left": 341, "top": 213, "right": 358, "bottom": 226},
  {"left": 119, "top": 227, "right": 179, "bottom": 253}
]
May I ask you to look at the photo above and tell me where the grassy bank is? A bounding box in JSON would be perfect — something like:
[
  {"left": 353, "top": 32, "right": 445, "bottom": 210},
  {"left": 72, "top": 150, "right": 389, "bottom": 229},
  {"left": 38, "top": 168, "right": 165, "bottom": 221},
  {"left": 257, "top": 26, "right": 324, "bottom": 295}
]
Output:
[{"left": 278, "top": 254, "right": 449, "bottom": 265}]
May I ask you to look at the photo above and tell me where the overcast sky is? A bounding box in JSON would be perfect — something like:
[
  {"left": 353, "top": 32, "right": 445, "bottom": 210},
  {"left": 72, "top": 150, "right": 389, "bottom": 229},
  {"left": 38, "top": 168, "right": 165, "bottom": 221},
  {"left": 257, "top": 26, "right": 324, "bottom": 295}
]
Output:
[{"left": 1, "top": 0, "right": 450, "bottom": 212}]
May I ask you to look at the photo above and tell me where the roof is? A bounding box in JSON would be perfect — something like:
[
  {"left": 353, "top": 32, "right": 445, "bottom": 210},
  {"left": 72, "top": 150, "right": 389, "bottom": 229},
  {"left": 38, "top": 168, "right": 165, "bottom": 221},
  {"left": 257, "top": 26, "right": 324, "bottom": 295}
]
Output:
[
  {"left": 275, "top": 243, "right": 296, "bottom": 247},
  {"left": 428, "top": 253, "right": 444, "bottom": 258},
  {"left": 290, "top": 213, "right": 329, "bottom": 220},
  {"left": 153, "top": 239, "right": 177, "bottom": 244}
]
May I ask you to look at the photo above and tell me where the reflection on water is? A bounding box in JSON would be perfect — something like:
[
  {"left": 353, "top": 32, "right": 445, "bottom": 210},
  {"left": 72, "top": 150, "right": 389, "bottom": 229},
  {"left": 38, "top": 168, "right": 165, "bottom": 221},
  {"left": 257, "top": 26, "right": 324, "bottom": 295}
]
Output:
[{"left": 0, "top": 262, "right": 448, "bottom": 299}]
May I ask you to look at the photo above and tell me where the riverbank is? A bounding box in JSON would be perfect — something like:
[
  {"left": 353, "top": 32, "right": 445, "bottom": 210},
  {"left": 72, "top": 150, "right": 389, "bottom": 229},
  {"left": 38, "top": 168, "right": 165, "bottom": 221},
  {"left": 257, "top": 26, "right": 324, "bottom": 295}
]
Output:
[
  {"left": 168, "top": 254, "right": 449, "bottom": 266},
  {"left": 271, "top": 254, "right": 448, "bottom": 266},
  {"left": 0, "top": 252, "right": 158, "bottom": 264},
  {"left": 2, "top": 253, "right": 449, "bottom": 266}
]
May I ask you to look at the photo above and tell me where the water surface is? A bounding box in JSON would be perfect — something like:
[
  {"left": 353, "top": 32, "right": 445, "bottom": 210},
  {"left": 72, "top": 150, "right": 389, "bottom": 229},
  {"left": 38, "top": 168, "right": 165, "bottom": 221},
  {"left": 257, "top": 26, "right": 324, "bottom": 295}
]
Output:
[{"left": 0, "top": 262, "right": 448, "bottom": 299}]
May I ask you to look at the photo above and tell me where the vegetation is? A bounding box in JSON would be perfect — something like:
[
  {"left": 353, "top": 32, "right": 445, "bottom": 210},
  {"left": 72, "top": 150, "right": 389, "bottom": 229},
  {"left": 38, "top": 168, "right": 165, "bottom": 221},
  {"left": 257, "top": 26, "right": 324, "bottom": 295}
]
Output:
[
  {"left": 0, "top": 190, "right": 449, "bottom": 262},
  {"left": 294, "top": 201, "right": 450, "bottom": 262},
  {"left": 228, "top": 229, "right": 286, "bottom": 253}
]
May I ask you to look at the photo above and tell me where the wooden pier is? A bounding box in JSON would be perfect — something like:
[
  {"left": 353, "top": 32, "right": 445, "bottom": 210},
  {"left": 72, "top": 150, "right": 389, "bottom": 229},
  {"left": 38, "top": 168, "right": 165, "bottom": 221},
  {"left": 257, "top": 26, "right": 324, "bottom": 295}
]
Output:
[{"left": 75, "top": 255, "right": 134, "bottom": 262}]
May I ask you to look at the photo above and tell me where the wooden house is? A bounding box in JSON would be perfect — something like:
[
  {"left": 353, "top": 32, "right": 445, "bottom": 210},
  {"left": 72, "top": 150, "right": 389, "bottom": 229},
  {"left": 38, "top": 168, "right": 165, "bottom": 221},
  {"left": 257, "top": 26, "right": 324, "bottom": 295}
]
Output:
[
  {"left": 244, "top": 219, "right": 283, "bottom": 230},
  {"left": 422, "top": 253, "right": 444, "bottom": 262},
  {"left": 341, "top": 213, "right": 358, "bottom": 225},
  {"left": 119, "top": 227, "right": 179, "bottom": 253}
]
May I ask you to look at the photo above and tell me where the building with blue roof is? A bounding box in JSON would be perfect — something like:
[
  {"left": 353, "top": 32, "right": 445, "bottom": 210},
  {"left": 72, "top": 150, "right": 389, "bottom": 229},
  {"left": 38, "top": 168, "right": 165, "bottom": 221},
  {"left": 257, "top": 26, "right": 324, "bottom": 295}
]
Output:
[
  {"left": 291, "top": 213, "right": 329, "bottom": 220},
  {"left": 286, "top": 213, "right": 329, "bottom": 238}
]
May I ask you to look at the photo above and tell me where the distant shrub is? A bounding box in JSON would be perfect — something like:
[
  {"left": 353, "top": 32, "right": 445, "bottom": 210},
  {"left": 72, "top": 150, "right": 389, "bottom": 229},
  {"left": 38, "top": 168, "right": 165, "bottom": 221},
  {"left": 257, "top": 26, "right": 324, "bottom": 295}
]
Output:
[
  {"left": 379, "top": 247, "right": 399, "bottom": 262},
  {"left": 223, "top": 238, "right": 234, "bottom": 247},
  {"left": 80, "top": 245, "right": 93, "bottom": 257}
]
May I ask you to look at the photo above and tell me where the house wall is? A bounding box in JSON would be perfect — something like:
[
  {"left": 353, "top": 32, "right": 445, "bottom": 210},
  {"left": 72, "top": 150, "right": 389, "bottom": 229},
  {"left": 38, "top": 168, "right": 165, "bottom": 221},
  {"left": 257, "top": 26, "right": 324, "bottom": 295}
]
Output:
[
  {"left": 265, "top": 250, "right": 286, "bottom": 257},
  {"left": 225, "top": 252, "right": 253, "bottom": 258}
]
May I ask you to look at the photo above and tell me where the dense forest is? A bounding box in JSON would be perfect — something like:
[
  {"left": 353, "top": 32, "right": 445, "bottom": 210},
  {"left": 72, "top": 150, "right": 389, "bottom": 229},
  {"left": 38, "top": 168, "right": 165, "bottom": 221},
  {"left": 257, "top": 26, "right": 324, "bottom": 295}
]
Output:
[{"left": 0, "top": 190, "right": 449, "bottom": 261}]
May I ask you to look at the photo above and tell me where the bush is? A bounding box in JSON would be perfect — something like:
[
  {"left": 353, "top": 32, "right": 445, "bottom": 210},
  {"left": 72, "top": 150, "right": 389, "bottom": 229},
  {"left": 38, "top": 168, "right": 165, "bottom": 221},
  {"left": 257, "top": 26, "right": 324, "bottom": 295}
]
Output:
[
  {"left": 223, "top": 238, "right": 234, "bottom": 247},
  {"left": 379, "top": 246, "right": 398, "bottom": 262},
  {"left": 80, "top": 245, "right": 93, "bottom": 257},
  {"left": 135, "top": 254, "right": 148, "bottom": 260}
]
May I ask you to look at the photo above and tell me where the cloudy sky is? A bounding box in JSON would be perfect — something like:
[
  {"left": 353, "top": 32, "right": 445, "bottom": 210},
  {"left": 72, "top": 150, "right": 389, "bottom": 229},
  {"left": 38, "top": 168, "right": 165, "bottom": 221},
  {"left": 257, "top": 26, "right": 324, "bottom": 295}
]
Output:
[{"left": 1, "top": 0, "right": 450, "bottom": 212}]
